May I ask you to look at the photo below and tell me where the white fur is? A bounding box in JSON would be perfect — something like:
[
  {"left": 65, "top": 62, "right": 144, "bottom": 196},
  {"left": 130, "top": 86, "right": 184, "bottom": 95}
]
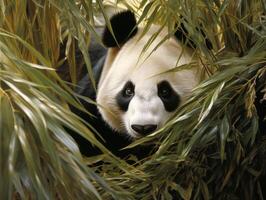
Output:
[{"left": 97, "top": 25, "right": 200, "bottom": 138}]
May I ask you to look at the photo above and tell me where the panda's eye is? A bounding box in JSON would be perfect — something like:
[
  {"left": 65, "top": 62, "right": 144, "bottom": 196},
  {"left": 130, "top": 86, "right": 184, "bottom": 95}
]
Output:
[
  {"left": 158, "top": 82, "right": 172, "bottom": 99},
  {"left": 159, "top": 87, "right": 171, "bottom": 98},
  {"left": 124, "top": 87, "right": 134, "bottom": 97},
  {"left": 122, "top": 81, "right": 135, "bottom": 97},
  {"left": 157, "top": 80, "right": 180, "bottom": 112},
  {"left": 116, "top": 81, "right": 135, "bottom": 112}
]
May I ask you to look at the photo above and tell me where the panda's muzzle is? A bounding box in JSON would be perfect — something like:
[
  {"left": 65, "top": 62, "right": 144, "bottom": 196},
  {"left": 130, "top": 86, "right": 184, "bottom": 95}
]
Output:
[{"left": 131, "top": 124, "right": 157, "bottom": 136}]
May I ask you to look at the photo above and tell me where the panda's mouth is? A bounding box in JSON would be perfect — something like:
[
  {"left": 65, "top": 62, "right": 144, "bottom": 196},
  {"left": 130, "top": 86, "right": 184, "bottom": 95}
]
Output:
[{"left": 129, "top": 131, "right": 141, "bottom": 138}]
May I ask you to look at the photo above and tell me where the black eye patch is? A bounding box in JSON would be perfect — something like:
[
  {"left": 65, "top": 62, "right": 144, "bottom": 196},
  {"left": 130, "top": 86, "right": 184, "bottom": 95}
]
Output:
[
  {"left": 157, "top": 80, "right": 180, "bottom": 112},
  {"left": 116, "top": 81, "right": 135, "bottom": 111}
]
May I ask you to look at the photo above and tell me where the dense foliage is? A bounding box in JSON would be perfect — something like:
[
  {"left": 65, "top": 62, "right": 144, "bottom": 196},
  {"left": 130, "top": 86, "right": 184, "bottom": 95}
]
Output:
[{"left": 0, "top": 0, "right": 265, "bottom": 199}]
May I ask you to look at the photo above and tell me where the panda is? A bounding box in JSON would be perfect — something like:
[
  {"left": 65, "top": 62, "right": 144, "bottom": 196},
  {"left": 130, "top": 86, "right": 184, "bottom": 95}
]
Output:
[
  {"left": 72, "top": 10, "right": 208, "bottom": 157},
  {"left": 97, "top": 11, "right": 202, "bottom": 138}
]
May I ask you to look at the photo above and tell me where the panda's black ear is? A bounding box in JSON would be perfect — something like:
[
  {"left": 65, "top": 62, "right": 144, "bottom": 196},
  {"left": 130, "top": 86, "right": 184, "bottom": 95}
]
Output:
[
  {"left": 102, "top": 10, "right": 138, "bottom": 47},
  {"left": 174, "top": 21, "right": 213, "bottom": 50}
]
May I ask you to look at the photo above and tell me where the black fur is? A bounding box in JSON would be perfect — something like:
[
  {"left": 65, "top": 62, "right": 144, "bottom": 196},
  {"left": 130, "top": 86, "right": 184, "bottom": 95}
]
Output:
[
  {"left": 157, "top": 80, "right": 180, "bottom": 112},
  {"left": 102, "top": 10, "right": 138, "bottom": 47},
  {"left": 175, "top": 20, "right": 213, "bottom": 50}
]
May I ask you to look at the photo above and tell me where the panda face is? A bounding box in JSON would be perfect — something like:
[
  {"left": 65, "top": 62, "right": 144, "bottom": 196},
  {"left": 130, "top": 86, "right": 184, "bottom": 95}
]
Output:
[
  {"left": 117, "top": 79, "right": 180, "bottom": 138},
  {"left": 97, "top": 25, "right": 200, "bottom": 138}
]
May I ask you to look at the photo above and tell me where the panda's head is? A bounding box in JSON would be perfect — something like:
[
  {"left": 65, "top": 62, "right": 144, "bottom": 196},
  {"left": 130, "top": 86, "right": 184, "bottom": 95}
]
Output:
[{"left": 97, "top": 11, "right": 205, "bottom": 138}]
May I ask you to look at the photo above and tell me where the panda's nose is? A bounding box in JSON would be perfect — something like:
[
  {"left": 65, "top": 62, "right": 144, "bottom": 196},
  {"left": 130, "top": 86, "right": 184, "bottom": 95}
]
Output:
[{"left": 131, "top": 124, "right": 157, "bottom": 136}]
